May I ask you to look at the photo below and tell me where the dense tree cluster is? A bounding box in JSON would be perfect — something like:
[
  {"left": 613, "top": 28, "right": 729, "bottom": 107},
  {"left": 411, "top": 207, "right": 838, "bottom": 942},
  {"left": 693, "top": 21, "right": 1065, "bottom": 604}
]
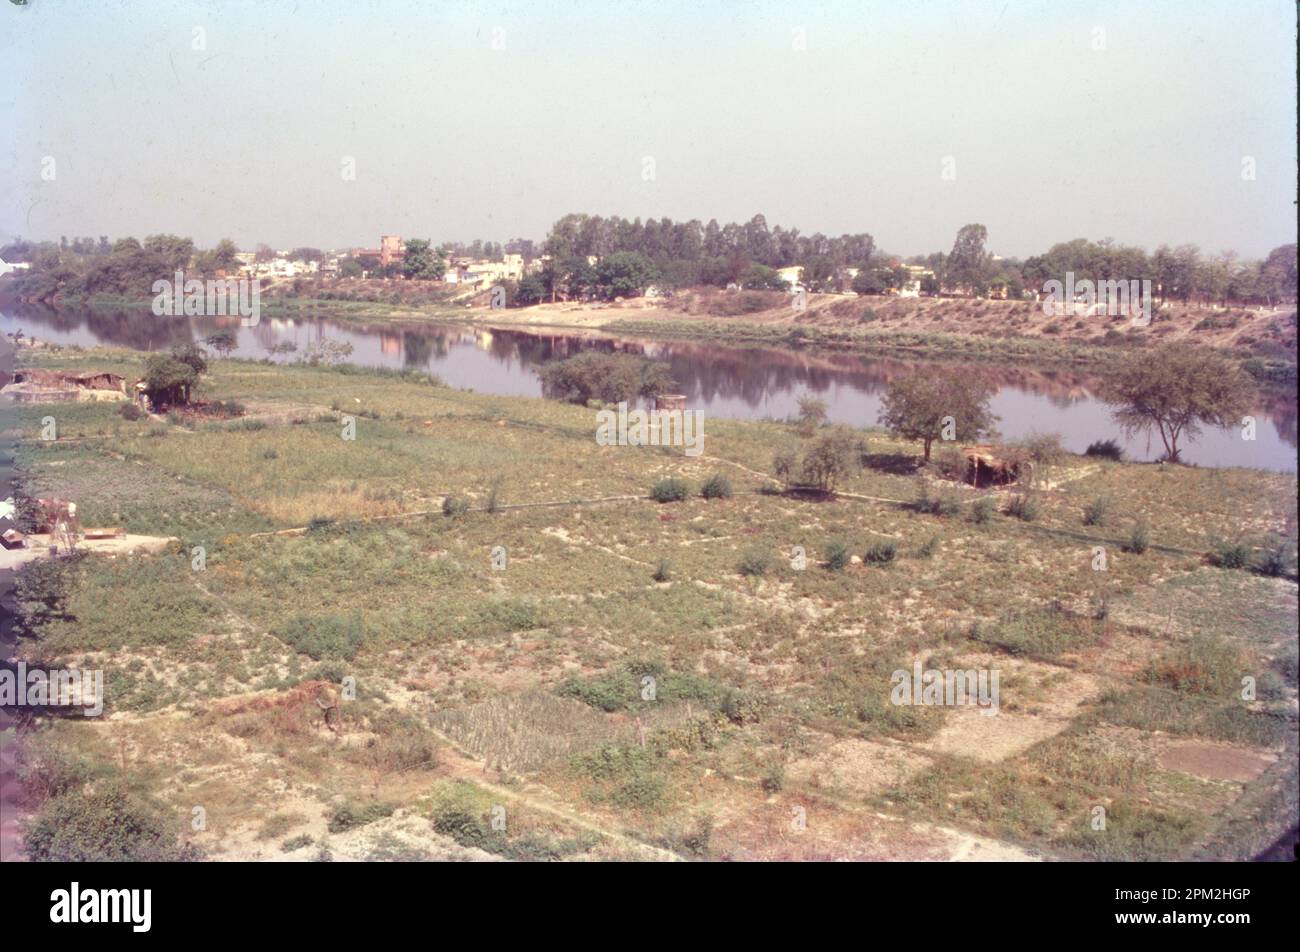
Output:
[
  {"left": 1, "top": 234, "right": 239, "bottom": 301},
  {"left": 540, "top": 213, "right": 876, "bottom": 293}
]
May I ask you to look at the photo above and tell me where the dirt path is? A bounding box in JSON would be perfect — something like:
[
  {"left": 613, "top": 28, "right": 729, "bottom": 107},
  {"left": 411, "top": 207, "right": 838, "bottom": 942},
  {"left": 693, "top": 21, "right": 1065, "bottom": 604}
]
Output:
[{"left": 182, "top": 572, "right": 682, "bottom": 861}]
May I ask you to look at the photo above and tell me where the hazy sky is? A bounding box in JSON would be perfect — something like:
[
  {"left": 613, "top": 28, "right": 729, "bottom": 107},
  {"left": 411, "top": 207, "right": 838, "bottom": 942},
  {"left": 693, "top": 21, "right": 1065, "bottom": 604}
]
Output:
[{"left": 2, "top": 0, "right": 1295, "bottom": 258}]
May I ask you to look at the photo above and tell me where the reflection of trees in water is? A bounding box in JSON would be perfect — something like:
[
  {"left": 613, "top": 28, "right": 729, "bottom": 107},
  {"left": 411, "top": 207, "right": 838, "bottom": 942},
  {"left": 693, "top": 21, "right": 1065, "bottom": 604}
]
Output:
[
  {"left": 71, "top": 307, "right": 195, "bottom": 352},
  {"left": 403, "top": 334, "right": 434, "bottom": 367},
  {"left": 1263, "top": 395, "right": 1298, "bottom": 448},
  {"left": 7, "top": 304, "right": 196, "bottom": 352}
]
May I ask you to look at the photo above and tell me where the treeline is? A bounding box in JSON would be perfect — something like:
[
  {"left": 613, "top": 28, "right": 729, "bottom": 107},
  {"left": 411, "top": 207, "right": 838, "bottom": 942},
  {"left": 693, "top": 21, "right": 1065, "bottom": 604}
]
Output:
[
  {"left": 1, "top": 235, "right": 239, "bottom": 301},
  {"left": 524, "top": 213, "right": 1297, "bottom": 307},
  {"left": 5, "top": 220, "right": 1296, "bottom": 310},
  {"left": 1019, "top": 239, "right": 1298, "bottom": 308}
]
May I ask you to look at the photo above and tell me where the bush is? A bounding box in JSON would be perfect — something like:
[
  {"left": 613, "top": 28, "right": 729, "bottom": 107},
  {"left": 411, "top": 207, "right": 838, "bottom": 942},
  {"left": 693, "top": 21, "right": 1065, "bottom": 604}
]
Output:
[
  {"left": 971, "top": 495, "right": 997, "bottom": 524},
  {"left": 796, "top": 432, "right": 859, "bottom": 493},
  {"left": 539, "top": 352, "right": 675, "bottom": 405},
  {"left": 1124, "top": 521, "right": 1150, "bottom": 554},
  {"left": 824, "top": 540, "right": 851, "bottom": 571},
  {"left": 737, "top": 548, "right": 771, "bottom": 576},
  {"left": 281, "top": 834, "right": 315, "bottom": 852},
  {"left": 772, "top": 452, "right": 797, "bottom": 483},
  {"left": 1085, "top": 438, "right": 1125, "bottom": 461},
  {"left": 1013, "top": 432, "right": 1067, "bottom": 468},
  {"left": 863, "top": 540, "right": 898, "bottom": 564},
  {"left": 650, "top": 478, "right": 690, "bottom": 503},
  {"left": 913, "top": 535, "right": 940, "bottom": 559},
  {"left": 1255, "top": 540, "right": 1294, "bottom": 578},
  {"left": 118, "top": 402, "right": 144, "bottom": 421},
  {"left": 327, "top": 799, "right": 395, "bottom": 833},
  {"left": 274, "top": 612, "right": 365, "bottom": 661},
  {"left": 485, "top": 477, "right": 504, "bottom": 513},
  {"left": 652, "top": 558, "right": 672, "bottom": 582},
  {"left": 796, "top": 395, "right": 828, "bottom": 435},
  {"left": 442, "top": 495, "right": 468, "bottom": 517},
  {"left": 1005, "top": 492, "right": 1040, "bottom": 521},
  {"left": 24, "top": 781, "right": 200, "bottom": 862},
  {"left": 1083, "top": 496, "right": 1109, "bottom": 527},
  {"left": 1209, "top": 541, "right": 1251, "bottom": 570},
  {"left": 699, "top": 473, "right": 733, "bottom": 499},
  {"left": 915, "top": 483, "right": 961, "bottom": 517}
]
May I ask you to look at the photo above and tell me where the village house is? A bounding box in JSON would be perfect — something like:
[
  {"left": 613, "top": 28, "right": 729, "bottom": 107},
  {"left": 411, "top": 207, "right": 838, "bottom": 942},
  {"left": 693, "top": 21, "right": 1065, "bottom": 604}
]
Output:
[{"left": 1, "top": 369, "right": 127, "bottom": 403}]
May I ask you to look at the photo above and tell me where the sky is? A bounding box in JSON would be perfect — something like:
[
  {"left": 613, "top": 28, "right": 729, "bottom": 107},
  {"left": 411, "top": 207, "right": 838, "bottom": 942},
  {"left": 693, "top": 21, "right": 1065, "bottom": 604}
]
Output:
[{"left": 1, "top": 0, "right": 1296, "bottom": 259}]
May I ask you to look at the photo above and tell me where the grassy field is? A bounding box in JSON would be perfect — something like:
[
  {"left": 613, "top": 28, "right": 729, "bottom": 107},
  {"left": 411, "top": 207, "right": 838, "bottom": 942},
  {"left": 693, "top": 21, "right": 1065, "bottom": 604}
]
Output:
[{"left": 6, "top": 345, "right": 1296, "bottom": 861}]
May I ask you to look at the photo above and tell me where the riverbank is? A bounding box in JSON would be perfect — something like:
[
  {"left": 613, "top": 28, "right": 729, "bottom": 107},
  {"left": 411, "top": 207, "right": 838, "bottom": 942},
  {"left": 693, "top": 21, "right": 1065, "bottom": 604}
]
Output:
[{"left": 4, "top": 346, "right": 1297, "bottom": 861}]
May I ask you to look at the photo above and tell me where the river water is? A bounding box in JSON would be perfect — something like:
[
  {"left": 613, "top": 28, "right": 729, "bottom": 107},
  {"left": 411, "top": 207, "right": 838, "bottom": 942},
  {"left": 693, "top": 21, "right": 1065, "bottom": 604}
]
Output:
[{"left": 2, "top": 307, "right": 1295, "bottom": 473}]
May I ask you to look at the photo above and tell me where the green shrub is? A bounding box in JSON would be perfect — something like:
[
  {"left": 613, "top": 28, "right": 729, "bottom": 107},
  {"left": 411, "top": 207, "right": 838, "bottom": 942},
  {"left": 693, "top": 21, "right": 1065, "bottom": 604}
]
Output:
[
  {"left": 327, "top": 799, "right": 395, "bottom": 833},
  {"left": 1209, "top": 541, "right": 1251, "bottom": 570},
  {"left": 1005, "top": 492, "right": 1040, "bottom": 521},
  {"left": 1085, "top": 438, "right": 1124, "bottom": 461},
  {"left": 699, "top": 473, "right": 733, "bottom": 499},
  {"left": 650, "top": 478, "right": 690, "bottom": 503},
  {"left": 539, "top": 352, "right": 675, "bottom": 405},
  {"left": 971, "top": 495, "right": 997, "bottom": 524},
  {"left": 118, "top": 403, "right": 143, "bottom": 421},
  {"left": 1013, "top": 432, "right": 1067, "bottom": 468},
  {"left": 280, "top": 834, "right": 315, "bottom": 852},
  {"left": 652, "top": 558, "right": 672, "bottom": 582},
  {"left": 863, "top": 540, "right": 898, "bottom": 564},
  {"left": 1124, "top": 520, "right": 1150, "bottom": 554},
  {"left": 24, "top": 781, "right": 200, "bottom": 862},
  {"left": 824, "top": 540, "right": 851, "bottom": 571},
  {"left": 737, "top": 548, "right": 771, "bottom": 576},
  {"left": 1083, "top": 496, "right": 1109, "bottom": 526},
  {"left": 274, "top": 612, "right": 365, "bottom": 661},
  {"left": 442, "top": 495, "right": 469, "bottom": 517}
]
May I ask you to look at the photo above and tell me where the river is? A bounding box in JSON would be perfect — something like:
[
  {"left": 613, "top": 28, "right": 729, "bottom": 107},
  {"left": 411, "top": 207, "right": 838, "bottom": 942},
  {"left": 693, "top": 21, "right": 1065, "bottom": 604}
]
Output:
[{"left": 2, "top": 306, "right": 1295, "bottom": 473}]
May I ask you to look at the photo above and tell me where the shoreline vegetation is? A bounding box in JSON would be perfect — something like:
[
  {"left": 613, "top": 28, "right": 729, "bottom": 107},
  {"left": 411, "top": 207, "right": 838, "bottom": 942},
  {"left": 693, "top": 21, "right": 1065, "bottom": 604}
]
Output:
[{"left": 4, "top": 344, "right": 1296, "bottom": 862}]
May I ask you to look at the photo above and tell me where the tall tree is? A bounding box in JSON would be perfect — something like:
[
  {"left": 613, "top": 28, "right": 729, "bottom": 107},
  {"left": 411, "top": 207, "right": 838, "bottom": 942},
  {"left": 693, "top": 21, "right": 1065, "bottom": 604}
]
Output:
[
  {"left": 1102, "top": 344, "right": 1255, "bottom": 463},
  {"left": 946, "top": 224, "right": 989, "bottom": 292},
  {"left": 878, "top": 371, "right": 998, "bottom": 462}
]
